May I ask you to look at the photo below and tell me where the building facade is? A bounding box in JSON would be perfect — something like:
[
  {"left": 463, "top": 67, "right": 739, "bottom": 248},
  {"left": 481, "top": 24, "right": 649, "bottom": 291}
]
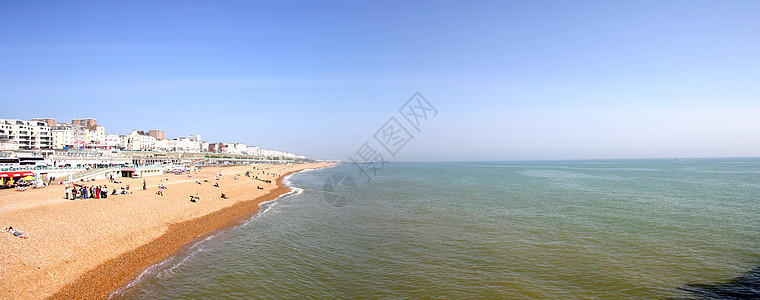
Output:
[
  {"left": 127, "top": 130, "right": 156, "bottom": 151},
  {"left": 0, "top": 119, "right": 53, "bottom": 150},
  {"left": 51, "top": 123, "right": 75, "bottom": 149},
  {"left": 148, "top": 130, "right": 165, "bottom": 140},
  {"left": 104, "top": 134, "right": 122, "bottom": 150},
  {"left": 72, "top": 118, "right": 97, "bottom": 129},
  {"left": 31, "top": 118, "right": 55, "bottom": 127}
]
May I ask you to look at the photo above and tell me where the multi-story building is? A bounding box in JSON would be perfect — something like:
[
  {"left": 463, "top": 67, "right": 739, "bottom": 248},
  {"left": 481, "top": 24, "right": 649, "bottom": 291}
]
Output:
[
  {"left": 0, "top": 119, "right": 53, "bottom": 150},
  {"left": 154, "top": 139, "right": 172, "bottom": 152},
  {"left": 254, "top": 148, "right": 299, "bottom": 159},
  {"left": 31, "top": 118, "right": 55, "bottom": 127},
  {"left": 0, "top": 120, "right": 17, "bottom": 151},
  {"left": 127, "top": 130, "right": 156, "bottom": 151},
  {"left": 173, "top": 137, "right": 202, "bottom": 152},
  {"left": 72, "top": 118, "right": 97, "bottom": 129},
  {"left": 91, "top": 125, "right": 106, "bottom": 144},
  {"left": 72, "top": 124, "right": 90, "bottom": 148},
  {"left": 104, "top": 134, "right": 122, "bottom": 150},
  {"left": 118, "top": 135, "right": 129, "bottom": 150},
  {"left": 222, "top": 143, "right": 244, "bottom": 154},
  {"left": 233, "top": 143, "right": 247, "bottom": 154},
  {"left": 52, "top": 123, "right": 109, "bottom": 149},
  {"left": 51, "top": 123, "right": 75, "bottom": 149},
  {"left": 245, "top": 146, "right": 261, "bottom": 156},
  {"left": 208, "top": 143, "right": 228, "bottom": 153},
  {"left": 148, "top": 130, "right": 165, "bottom": 140}
]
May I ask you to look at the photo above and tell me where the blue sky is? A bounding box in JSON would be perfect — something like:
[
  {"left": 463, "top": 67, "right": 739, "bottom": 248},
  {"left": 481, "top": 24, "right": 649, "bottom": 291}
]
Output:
[{"left": 1, "top": 1, "right": 759, "bottom": 160}]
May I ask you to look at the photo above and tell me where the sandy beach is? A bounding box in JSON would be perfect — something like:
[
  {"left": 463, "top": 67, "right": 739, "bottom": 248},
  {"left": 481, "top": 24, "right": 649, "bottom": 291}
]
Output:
[{"left": 0, "top": 162, "right": 334, "bottom": 299}]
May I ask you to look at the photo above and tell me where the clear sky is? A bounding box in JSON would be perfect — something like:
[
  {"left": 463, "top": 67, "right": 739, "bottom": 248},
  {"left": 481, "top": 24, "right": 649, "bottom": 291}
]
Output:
[{"left": 1, "top": 1, "right": 759, "bottom": 161}]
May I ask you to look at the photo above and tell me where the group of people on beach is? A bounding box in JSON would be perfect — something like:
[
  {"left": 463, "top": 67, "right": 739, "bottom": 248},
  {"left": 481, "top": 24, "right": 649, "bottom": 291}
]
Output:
[
  {"left": 65, "top": 184, "right": 133, "bottom": 199},
  {"left": 65, "top": 184, "right": 109, "bottom": 200}
]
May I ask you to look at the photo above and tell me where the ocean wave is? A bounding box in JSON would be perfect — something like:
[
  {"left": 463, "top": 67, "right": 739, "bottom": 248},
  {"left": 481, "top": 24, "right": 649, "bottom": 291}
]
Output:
[{"left": 109, "top": 233, "right": 222, "bottom": 298}]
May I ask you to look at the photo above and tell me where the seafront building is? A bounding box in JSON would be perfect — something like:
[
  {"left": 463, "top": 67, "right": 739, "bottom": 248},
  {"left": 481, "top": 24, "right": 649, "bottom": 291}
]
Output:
[
  {"left": 51, "top": 123, "right": 107, "bottom": 149},
  {"left": 50, "top": 123, "right": 75, "bottom": 149},
  {"left": 1, "top": 117, "right": 304, "bottom": 159},
  {"left": 154, "top": 136, "right": 202, "bottom": 152},
  {"left": 126, "top": 130, "right": 157, "bottom": 151},
  {"left": 71, "top": 118, "right": 97, "bottom": 129},
  {"left": 0, "top": 119, "right": 53, "bottom": 151},
  {"left": 148, "top": 130, "right": 165, "bottom": 140},
  {"left": 31, "top": 118, "right": 55, "bottom": 127},
  {"left": 1, "top": 117, "right": 307, "bottom": 182}
]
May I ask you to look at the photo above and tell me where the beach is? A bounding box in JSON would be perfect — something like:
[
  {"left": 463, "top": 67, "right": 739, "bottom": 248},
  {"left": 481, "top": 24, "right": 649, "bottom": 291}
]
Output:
[{"left": 0, "top": 162, "right": 334, "bottom": 299}]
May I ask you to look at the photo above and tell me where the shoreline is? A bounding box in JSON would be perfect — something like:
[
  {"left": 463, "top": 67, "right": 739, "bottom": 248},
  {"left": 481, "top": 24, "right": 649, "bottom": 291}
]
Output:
[{"left": 48, "top": 165, "right": 327, "bottom": 299}]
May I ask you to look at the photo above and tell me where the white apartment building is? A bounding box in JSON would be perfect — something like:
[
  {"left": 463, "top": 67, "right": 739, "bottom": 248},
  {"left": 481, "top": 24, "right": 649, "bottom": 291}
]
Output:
[
  {"left": 0, "top": 119, "right": 53, "bottom": 150},
  {"left": 118, "top": 135, "right": 129, "bottom": 149},
  {"left": 51, "top": 123, "right": 75, "bottom": 149},
  {"left": 221, "top": 142, "right": 248, "bottom": 154},
  {"left": 73, "top": 125, "right": 89, "bottom": 148},
  {"left": 233, "top": 143, "right": 247, "bottom": 154},
  {"left": 177, "top": 137, "right": 202, "bottom": 152},
  {"left": 127, "top": 130, "right": 156, "bottom": 151},
  {"left": 153, "top": 139, "right": 172, "bottom": 152},
  {"left": 52, "top": 123, "right": 104, "bottom": 149},
  {"left": 245, "top": 146, "right": 261, "bottom": 156},
  {"left": 91, "top": 125, "right": 106, "bottom": 144},
  {"left": 154, "top": 137, "right": 203, "bottom": 152},
  {"left": 104, "top": 134, "right": 122, "bottom": 149},
  {"left": 0, "top": 121, "right": 17, "bottom": 151}
]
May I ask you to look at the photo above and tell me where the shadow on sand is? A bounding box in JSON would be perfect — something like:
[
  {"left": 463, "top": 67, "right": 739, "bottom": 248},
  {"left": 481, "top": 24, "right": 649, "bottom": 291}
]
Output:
[{"left": 679, "top": 265, "right": 760, "bottom": 299}]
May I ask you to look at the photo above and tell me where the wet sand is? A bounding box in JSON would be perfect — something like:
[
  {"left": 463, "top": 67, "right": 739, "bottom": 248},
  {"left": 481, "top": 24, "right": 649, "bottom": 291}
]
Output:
[{"left": 0, "top": 163, "right": 334, "bottom": 299}]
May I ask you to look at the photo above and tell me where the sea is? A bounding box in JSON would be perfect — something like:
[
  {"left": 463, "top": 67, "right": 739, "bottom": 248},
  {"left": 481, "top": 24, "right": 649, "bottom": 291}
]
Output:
[{"left": 113, "top": 159, "right": 760, "bottom": 299}]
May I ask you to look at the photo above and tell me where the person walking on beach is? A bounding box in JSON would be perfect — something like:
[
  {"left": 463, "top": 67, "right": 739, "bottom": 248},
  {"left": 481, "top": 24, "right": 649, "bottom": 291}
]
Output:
[
  {"left": 64, "top": 186, "right": 69, "bottom": 199},
  {"left": 143, "top": 180, "right": 146, "bottom": 190}
]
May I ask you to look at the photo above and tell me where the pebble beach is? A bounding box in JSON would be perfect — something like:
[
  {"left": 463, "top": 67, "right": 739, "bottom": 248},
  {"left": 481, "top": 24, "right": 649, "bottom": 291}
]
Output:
[{"left": 0, "top": 162, "right": 334, "bottom": 299}]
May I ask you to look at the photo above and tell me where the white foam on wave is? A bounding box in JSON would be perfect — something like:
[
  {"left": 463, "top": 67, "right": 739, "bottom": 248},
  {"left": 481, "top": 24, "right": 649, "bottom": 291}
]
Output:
[
  {"left": 109, "top": 232, "right": 223, "bottom": 298},
  {"left": 241, "top": 184, "right": 303, "bottom": 226}
]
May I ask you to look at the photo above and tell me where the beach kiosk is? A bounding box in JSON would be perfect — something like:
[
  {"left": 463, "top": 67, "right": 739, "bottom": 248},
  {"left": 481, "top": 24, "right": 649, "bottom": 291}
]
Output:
[{"left": 0, "top": 171, "right": 35, "bottom": 188}]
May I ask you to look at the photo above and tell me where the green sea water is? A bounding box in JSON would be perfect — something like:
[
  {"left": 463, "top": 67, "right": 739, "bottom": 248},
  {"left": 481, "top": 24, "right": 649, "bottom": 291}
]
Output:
[{"left": 114, "top": 159, "right": 760, "bottom": 299}]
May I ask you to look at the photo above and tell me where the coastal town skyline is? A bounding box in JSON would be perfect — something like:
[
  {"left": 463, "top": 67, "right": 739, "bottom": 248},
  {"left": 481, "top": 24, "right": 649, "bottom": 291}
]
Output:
[{"left": 0, "top": 117, "right": 306, "bottom": 160}]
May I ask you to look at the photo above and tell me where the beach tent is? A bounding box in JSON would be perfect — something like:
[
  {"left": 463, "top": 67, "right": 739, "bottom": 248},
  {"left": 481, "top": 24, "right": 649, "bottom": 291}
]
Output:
[
  {"left": 0, "top": 171, "right": 34, "bottom": 178},
  {"left": 0, "top": 171, "right": 35, "bottom": 186}
]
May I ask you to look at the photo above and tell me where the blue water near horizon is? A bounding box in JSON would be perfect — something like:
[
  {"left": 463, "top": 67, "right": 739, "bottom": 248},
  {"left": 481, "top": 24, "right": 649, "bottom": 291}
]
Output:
[{"left": 114, "top": 158, "right": 760, "bottom": 299}]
